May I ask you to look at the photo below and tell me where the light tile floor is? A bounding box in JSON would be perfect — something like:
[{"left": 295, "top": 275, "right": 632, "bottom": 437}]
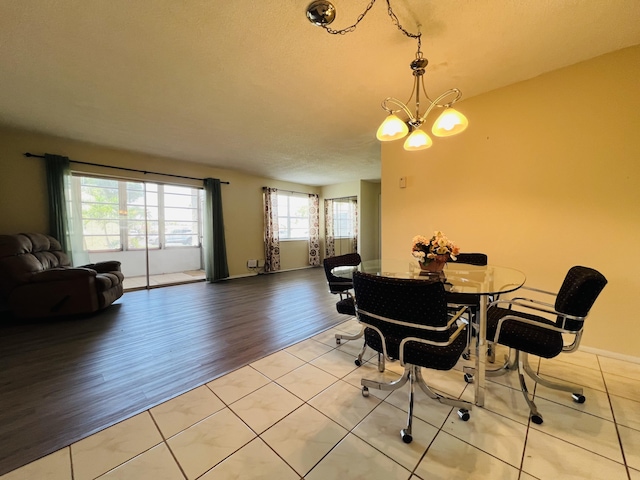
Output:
[{"left": 3, "top": 318, "right": 639, "bottom": 479}]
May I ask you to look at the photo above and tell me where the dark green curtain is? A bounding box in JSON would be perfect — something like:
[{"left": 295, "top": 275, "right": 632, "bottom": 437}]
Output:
[
  {"left": 203, "top": 178, "right": 229, "bottom": 282},
  {"left": 44, "top": 153, "right": 71, "bottom": 258}
]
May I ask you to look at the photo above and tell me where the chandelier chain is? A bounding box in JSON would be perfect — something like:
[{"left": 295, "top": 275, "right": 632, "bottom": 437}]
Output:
[
  {"left": 322, "top": 0, "right": 378, "bottom": 35},
  {"left": 321, "top": 0, "right": 422, "bottom": 52},
  {"left": 384, "top": 0, "right": 422, "bottom": 53}
]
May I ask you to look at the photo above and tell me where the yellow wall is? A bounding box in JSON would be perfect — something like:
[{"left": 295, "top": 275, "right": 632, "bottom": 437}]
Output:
[
  {"left": 381, "top": 45, "right": 640, "bottom": 358},
  {"left": 359, "top": 180, "right": 381, "bottom": 262},
  {"left": 0, "top": 127, "right": 320, "bottom": 277}
]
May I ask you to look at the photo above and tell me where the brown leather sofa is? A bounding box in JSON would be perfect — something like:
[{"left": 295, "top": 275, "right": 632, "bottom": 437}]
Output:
[{"left": 0, "top": 233, "right": 124, "bottom": 319}]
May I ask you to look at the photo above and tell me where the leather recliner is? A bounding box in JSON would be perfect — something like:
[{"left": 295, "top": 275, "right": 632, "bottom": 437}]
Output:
[{"left": 0, "top": 233, "right": 124, "bottom": 319}]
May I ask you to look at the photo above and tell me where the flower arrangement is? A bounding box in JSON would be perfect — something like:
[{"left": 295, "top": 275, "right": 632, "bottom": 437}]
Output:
[{"left": 411, "top": 231, "right": 460, "bottom": 265}]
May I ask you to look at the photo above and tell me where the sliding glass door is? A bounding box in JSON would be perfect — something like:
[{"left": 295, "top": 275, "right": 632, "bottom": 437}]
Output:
[{"left": 72, "top": 174, "right": 205, "bottom": 290}]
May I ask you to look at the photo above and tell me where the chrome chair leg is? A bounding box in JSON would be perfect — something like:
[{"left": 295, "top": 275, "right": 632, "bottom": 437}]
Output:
[
  {"left": 377, "top": 352, "right": 385, "bottom": 372},
  {"left": 460, "top": 312, "right": 473, "bottom": 360},
  {"left": 522, "top": 353, "right": 583, "bottom": 395},
  {"left": 485, "top": 348, "right": 517, "bottom": 377},
  {"left": 521, "top": 352, "right": 586, "bottom": 404},
  {"left": 335, "top": 325, "right": 370, "bottom": 368},
  {"left": 464, "top": 348, "right": 516, "bottom": 383},
  {"left": 355, "top": 341, "right": 367, "bottom": 366},
  {"left": 487, "top": 342, "right": 496, "bottom": 363},
  {"left": 362, "top": 364, "right": 471, "bottom": 445},
  {"left": 335, "top": 325, "right": 364, "bottom": 345},
  {"left": 514, "top": 351, "right": 586, "bottom": 425},
  {"left": 401, "top": 368, "right": 416, "bottom": 443},
  {"left": 516, "top": 351, "right": 544, "bottom": 424},
  {"left": 415, "top": 367, "right": 471, "bottom": 413},
  {"left": 361, "top": 366, "right": 410, "bottom": 394}
]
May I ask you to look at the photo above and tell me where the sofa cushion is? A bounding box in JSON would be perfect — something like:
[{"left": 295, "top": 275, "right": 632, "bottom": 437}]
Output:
[{"left": 0, "top": 234, "right": 71, "bottom": 296}]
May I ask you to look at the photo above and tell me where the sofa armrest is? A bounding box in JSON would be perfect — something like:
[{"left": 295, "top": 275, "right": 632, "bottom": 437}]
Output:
[
  {"left": 11, "top": 270, "right": 100, "bottom": 318},
  {"left": 29, "top": 267, "right": 97, "bottom": 283},
  {"left": 79, "top": 261, "right": 121, "bottom": 273}
]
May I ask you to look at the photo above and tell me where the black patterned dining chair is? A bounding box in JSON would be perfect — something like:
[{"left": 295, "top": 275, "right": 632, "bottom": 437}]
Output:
[
  {"left": 486, "top": 265, "right": 607, "bottom": 424},
  {"left": 353, "top": 271, "right": 472, "bottom": 444},
  {"left": 322, "top": 253, "right": 369, "bottom": 366},
  {"left": 446, "top": 252, "right": 489, "bottom": 360}
]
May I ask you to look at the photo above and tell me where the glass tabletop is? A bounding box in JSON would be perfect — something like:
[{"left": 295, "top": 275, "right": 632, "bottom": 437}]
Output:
[{"left": 332, "top": 259, "right": 526, "bottom": 296}]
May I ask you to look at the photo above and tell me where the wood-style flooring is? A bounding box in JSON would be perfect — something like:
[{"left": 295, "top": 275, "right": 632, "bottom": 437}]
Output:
[{"left": 0, "top": 268, "right": 345, "bottom": 476}]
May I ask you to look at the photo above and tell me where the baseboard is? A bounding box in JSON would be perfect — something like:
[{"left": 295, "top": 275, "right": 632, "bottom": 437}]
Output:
[
  {"left": 579, "top": 345, "right": 640, "bottom": 365},
  {"left": 226, "top": 273, "right": 258, "bottom": 279},
  {"left": 226, "top": 266, "right": 316, "bottom": 280},
  {"left": 262, "top": 266, "right": 315, "bottom": 274}
]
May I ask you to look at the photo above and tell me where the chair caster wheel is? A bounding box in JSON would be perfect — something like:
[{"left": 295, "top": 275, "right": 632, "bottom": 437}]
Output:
[
  {"left": 335, "top": 338, "right": 341, "bottom": 345},
  {"left": 572, "top": 393, "right": 586, "bottom": 404},
  {"left": 531, "top": 413, "right": 543, "bottom": 425},
  {"left": 400, "top": 429, "right": 413, "bottom": 444},
  {"left": 354, "top": 359, "right": 361, "bottom": 367},
  {"left": 462, "top": 352, "right": 470, "bottom": 360},
  {"left": 457, "top": 409, "right": 470, "bottom": 421},
  {"left": 362, "top": 386, "right": 369, "bottom": 397},
  {"left": 464, "top": 373, "right": 474, "bottom": 383}
]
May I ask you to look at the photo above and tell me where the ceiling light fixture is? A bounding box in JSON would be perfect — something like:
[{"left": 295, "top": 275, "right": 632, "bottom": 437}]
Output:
[{"left": 306, "top": 0, "right": 468, "bottom": 151}]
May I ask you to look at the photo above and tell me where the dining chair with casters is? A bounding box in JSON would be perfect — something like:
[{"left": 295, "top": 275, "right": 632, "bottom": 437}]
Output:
[
  {"left": 322, "top": 253, "right": 369, "bottom": 367},
  {"left": 353, "top": 271, "right": 472, "bottom": 444},
  {"left": 445, "top": 252, "right": 488, "bottom": 361},
  {"left": 485, "top": 265, "right": 607, "bottom": 425}
]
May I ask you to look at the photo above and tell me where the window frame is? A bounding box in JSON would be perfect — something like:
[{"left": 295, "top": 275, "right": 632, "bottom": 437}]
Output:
[{"left": 73, "top": 173, "right": 204, "bottom": 252}]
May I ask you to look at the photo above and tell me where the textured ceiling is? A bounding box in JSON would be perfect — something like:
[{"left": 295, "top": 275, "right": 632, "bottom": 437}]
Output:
[{"left": 1, "top": 1, "right": 639, "bottom": 186}]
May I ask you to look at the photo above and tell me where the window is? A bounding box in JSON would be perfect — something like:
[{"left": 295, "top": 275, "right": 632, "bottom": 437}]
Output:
[
  {"left": 161, "top": 185, "right": 200, "bottom": 246},
  {"left": 332, "top": 198, "right": 356, "bottom": 238},
  {"left": 277, "top": 192, "right": 309, "bottom": 240},
  {"left": 74, "top": 174, "right": 203, "bottom": 252},
  {"left": 78, "top": 176, "right": 123, "bottom": 251},
  {"left": 125, "top": 182, "right": 158, "bottom": 250}
]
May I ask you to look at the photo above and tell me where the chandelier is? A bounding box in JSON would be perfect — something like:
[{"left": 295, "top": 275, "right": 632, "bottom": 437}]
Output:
[{"left": 306, "top": 0, "right": 468, "bottom": 151}]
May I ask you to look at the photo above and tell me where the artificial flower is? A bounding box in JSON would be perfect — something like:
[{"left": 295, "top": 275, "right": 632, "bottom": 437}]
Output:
[{"left": 411, "top": 231, "right": 459, "bottom": 264}]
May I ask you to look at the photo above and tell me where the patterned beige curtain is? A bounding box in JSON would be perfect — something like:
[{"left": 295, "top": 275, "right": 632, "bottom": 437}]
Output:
[
  {"left": 263, "top": 187, "right": 280, "bottom": 272},
  {"left": 308, "top": 194, "right": 320, "bottom": 266},
  {"left": 350, "top": 197, "right": 358, "bottom": 252},
  {"left": 324, "top": 198, "right": 335, "bottom": 257}
]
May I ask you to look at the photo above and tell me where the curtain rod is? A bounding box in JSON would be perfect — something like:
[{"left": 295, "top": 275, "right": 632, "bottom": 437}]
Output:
[
  {"left": 328, "top": 195, "right": 357, "bottom": 201},
  {"left": 23, "top": 152, "right": 229, "bottom": 184},
  {"left": 262, "top": 186, "right": 315, "bottom": 196}
]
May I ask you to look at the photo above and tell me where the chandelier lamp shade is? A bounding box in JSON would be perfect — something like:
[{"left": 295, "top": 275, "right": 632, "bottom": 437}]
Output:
[{"left": 306, "top": 0, "right": 468, "bottom": 151}]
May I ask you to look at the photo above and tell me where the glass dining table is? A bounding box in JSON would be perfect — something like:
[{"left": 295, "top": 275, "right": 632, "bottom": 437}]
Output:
[{"left": 331, "top": 258, "right": 526, "bottom": 406}]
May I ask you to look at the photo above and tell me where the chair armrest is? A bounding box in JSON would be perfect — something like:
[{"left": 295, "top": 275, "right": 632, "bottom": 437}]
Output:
[
  {"left": 400, "top": 321, "right": 467, "bottom": 349},
  {"left": 490, "top": 304, "right": 585, "bottom": 351},
  {"left": 358, "top": 312, "right": 468, "bottom": 365},
  {"left": 489, "top": 297, "right": 557, "bottom": 317},
  {"left": 492, "top": 313, "right": 583, "bottom": 351},
  {"left": 357, "top": 306, "right": 468, "bottom": 333},
  {"left": 519, "top": 285, "right": 557, "bottom": 297},
  {"left": 29, "top": 267, "right": 96, "bottom": 283}
]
